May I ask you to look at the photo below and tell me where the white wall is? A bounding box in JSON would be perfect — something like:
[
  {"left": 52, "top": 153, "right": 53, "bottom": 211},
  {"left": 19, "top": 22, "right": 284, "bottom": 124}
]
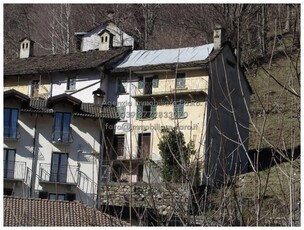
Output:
[{"left": 51, "top": 70, "right": 102, "bottom": 103}]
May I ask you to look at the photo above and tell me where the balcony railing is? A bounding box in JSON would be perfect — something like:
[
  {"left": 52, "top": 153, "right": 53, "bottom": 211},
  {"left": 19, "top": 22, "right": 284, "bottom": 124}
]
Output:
[
  {"left": 51, "top": 127, "right": 73, "bottom": 144},
  {"left": 4, "top": 161, "right": 26, "bottom": 181},
  {"left": 4, "top": 126, "right": 20, "bottom": 140},
  {"left": 39, "top": 163, "right": 78, "bottom": 185},
  {"left": 134, "top": 78, "right": 208, "bottom": 97}
]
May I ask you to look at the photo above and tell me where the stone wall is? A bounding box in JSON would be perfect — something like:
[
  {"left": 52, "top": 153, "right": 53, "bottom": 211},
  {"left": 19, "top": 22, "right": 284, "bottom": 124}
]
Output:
[{"left": 100, "top": 182, "right": 190, "bottom": 215}]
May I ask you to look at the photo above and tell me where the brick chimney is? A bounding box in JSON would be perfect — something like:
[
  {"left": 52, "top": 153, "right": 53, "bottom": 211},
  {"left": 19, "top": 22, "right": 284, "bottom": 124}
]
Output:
[
  {"left": 213, "top": 25, "right": 225, "bottom": 50},
  {"left": 20, "top": 38, "right": 34, "bottom": 58}
]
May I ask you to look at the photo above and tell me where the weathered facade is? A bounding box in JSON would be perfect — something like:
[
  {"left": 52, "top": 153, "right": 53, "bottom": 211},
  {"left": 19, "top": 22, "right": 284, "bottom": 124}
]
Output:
[{"left": 108, "top": 27, "right": 251, "bottom": 184}]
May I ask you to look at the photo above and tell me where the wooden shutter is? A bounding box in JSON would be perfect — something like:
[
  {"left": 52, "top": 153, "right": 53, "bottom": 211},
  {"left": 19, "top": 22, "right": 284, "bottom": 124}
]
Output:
[
  {"left": 151, "top": 103, "right": 157, "bottom": 119},
  {"left": 138, "top": 76, "right": 144, "bottom": 89},
  {"left": 136, "top": 103, "right": 143, "bottom": 119},
  {"left": 152, "top": 75, "right": 159, "bottom": 88}
]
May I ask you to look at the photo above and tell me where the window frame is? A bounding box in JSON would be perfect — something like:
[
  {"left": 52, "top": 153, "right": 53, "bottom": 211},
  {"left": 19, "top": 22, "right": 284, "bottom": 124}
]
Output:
[
  {"left": 173, "top": 101, "right": 185, "bottom": 119},
  {"left": 67, "top": 76, "right": 77, "bottom": 91},
  {"left": 53, "top": 112, "right": 72, "bottom": 143},
  {"left": 4, "top": 108, "right": 19, "bottom": 139}
]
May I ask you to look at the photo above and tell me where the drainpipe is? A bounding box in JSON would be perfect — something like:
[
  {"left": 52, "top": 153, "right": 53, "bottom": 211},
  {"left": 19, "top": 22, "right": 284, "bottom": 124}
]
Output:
[
  {"left": 96, "top": 119, "right": 105, "bottom": 210},
  {"left": 30, "top": 113, "right": 39, "bottom": 197}
]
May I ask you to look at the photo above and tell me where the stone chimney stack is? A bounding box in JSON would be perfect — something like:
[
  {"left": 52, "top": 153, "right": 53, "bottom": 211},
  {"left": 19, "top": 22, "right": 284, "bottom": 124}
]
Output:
[
  {"left": 213, "top": 25, "right": 225, "bottom": 50},
  {"left": 20, "top": 38, "right": 34, "bottom": 58}
]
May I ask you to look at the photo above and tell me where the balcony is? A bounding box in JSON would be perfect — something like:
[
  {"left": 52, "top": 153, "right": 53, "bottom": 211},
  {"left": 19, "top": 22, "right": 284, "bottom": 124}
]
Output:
[
  {"left": 51, "top": 127, "right": 73, "bottom": 145},
  {"left": 133, "top": 78, "right": 208, "bottom": 99},
  {"left": 4, "top": 161, "right": 26, "bottom": 183},
  {"left": 39, "top": 163, "right": 78, "bottom": 186},
  {"left": 4, "top": 126, "right": 20, "bottom": 141}
]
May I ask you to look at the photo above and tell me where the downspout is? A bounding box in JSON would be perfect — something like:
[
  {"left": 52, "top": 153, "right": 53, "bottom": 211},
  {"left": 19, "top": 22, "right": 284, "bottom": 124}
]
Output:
[
  {"left": 30, "top": 113, "right": 39, "bottom": 197},
  {"left": 96, "top": 118, "right": 105, "bottom": 210}
]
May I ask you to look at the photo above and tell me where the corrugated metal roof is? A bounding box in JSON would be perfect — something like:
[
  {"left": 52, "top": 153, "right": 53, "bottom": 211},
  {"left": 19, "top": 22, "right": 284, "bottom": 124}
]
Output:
[
  {"left": 3, "top": 196, "right": 130, "bottom": 226},
  {"left": 115, "top": 43, "right": 214, "bottom": 69}
]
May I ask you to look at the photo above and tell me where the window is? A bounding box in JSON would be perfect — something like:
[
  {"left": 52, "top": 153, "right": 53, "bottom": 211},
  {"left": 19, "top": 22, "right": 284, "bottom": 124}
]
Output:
[
  {"left": 138, "top": 75, "right": 158, "bottom": 95},
  {"left": 4, "top": 149, "right": 16, "bottom": 179},
  {"left": 117, "top": 105, "right": 126, "bottom": 120},
  {"left": 138, "top": 133, "right": 151, "bottom": 159},
  {"left": 31, "top": 80, "right": 40, "bottom": 97},
  {"left": 67, "top": 76, "right": 76, "bottom": 90},
  {"left": 136, "top": 102, "right": 157, "bottom": 119},
  {"left": 113, "top": 135, "right": 125, "bottom": 158},
  {"left": 4, "top": 108, "right": 19, "bottom": 139},
  {"left": 176, "top": 73, "right": 186, "bottom": 89},
  {"left": 173, "top": 101, "right": 185, "bottom": 118},
  {"left": 53, "top": 112, "right": 72, "bottom": 143},
  {"left": 49, "top": 193, "right": 65, "bottom": 201},
  {"left": 50, "top": 152, "right": 68, "bottom": 183}
]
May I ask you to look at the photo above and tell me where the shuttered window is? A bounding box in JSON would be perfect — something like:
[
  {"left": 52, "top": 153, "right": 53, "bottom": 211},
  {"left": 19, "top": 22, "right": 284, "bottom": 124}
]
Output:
[
  {"left": 114, "top": 135, "right": 125, "bottom": 157},
  {"left": 176, "top": 73, "right": 186, "bottom": 89}
]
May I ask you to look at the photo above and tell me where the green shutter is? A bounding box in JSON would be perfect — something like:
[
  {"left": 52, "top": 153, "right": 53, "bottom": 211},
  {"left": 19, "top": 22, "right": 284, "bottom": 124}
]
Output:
[
  {"left": 136, "top": 103, "right": 143, "bottom": 119},
  {"left": 176, "top": 73, "right": 186, "bottom": 89},
  {"left": 152, "top": 75, "right": 159, "bottom": 88},
  {"left": 138, "top": 77, "right": 144, "bottom": 89},
  {"left": 174, "top": 102, "right": 184, "bottom": 118},
  {"left": 151, "top": 103, "right": 157, "bottom": 119}
]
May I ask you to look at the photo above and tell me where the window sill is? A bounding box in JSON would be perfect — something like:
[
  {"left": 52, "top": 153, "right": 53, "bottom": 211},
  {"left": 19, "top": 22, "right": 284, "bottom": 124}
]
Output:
[{"left": 65, "top": 89, "right": 77, "bottom": 93}]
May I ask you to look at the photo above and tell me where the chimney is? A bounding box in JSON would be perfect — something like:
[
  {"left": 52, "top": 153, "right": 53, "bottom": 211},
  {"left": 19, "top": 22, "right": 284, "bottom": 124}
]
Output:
[
  {"left": 99, "top": 30, "right": 113, "bottom": 51},
  {"left": 213, "top": 25, "right": 225, "bottom": 50},
  {"left": 20, "top": 38, "right": 34, "bottom": 58},
  {"left": 92, "top": 88, "right": 105, "bottom": 106},
  {"left": 107, "top": 10, "right": 114, "bottom": 21}
]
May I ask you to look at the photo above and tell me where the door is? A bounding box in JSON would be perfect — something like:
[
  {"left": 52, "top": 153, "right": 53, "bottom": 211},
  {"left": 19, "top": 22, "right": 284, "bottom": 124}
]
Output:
[
  {"left": 138, "top": 133, "right": 151, "bottom": 159},
  {"left": 4, "top": 149, "right": 16, "bottom": 179},
  {"left": 50, "top": 153, "right": 68, "bottom": 183}
]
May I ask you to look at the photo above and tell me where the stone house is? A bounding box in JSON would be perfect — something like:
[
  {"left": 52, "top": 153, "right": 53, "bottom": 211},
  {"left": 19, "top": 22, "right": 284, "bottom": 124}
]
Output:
[{"left": 109, "top": 27, "right": 252, "bottom": 184}]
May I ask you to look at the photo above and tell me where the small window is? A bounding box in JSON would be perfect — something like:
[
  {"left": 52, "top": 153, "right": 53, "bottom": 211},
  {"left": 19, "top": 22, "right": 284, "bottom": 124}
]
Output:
[
  {"left": 31, "top": 80, "right": 40, "bottom": 98},
  {"left": 105, "top": 36, "right": 108, "bottom": 43},
  {"left": 4, "top": 149, "right": 16, "bottom": 179},
  {"left": 117, "top": 105, "right": 126, "bottom": 120},
  {"left": 173, "top": 101, "right": 185, "bottom": 118},
  {"left": 67, "top": 76, "right": 76, "bottom": 90},
  {"left": 137, "top": 102, "right": 156, "bottom": 119},
  {"left": 26, "top": 43, "right": 28, "bottom": 49},
  {"left": 101, "top": 37, "right": 104, "bottom": 43},
  {"left": 114, "top": 135, "right": 125, "bottom": 157},
  {"left": 39, "top": 191, "right": 48, "bottom": 199},
  {"left": 176, "top": 73, "right": 186, "bottom": 89},
  {"left": 22, "top": 43, "right": 25, "bottom": 49}
]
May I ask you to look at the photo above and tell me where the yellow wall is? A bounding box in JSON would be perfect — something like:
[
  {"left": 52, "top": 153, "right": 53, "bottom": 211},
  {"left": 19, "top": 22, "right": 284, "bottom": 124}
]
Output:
[
  {"left": 132, "top": 69, "right": 209, "bottom": 162},
  {"left": 4, "top": 74, "right": 50, "bottom": 99}
]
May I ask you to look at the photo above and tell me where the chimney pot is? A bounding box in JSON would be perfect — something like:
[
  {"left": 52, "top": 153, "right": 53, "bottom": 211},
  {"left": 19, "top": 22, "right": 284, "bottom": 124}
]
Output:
[{"left": 19, "top": 38, "right": 34, "bottom": 58}]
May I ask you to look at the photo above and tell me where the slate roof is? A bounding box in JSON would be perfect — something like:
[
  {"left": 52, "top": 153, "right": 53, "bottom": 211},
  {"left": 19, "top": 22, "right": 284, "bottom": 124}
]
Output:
[
  {"left": 4, "top": 47, "right": 131, "bottom": 76},
  {"left": 3, "top": 196, "right": 130, "bottom": 226},
  {"left": 21, "top": 99, "right": 120, "bottom": 120}
]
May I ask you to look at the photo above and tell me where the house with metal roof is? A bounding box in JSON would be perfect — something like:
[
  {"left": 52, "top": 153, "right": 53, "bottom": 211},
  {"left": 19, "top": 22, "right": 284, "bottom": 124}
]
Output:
[{"left": 108, "top": 27, "right": 252, "bottom": 184}]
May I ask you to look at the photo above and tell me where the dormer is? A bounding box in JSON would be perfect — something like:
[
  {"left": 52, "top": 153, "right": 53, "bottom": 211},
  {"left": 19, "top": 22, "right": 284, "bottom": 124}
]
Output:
[
  {"left": 98, "top": 30, "right": 113, "bottom": 51},
  {"left": 19, "top": 38, "right": 34, "bottom": 59}
]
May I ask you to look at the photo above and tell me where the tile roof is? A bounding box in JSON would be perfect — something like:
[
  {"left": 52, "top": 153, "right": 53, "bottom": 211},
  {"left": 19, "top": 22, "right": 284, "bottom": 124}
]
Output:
[
  {"left": 4, "top": 47, "right": 131, "bottom": 76},
  {"left": 3, "top": 196, "right": 130, "bottom": 226},
  {"left": 21, "top": 99, "right": 120, "bottom": 120}
]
